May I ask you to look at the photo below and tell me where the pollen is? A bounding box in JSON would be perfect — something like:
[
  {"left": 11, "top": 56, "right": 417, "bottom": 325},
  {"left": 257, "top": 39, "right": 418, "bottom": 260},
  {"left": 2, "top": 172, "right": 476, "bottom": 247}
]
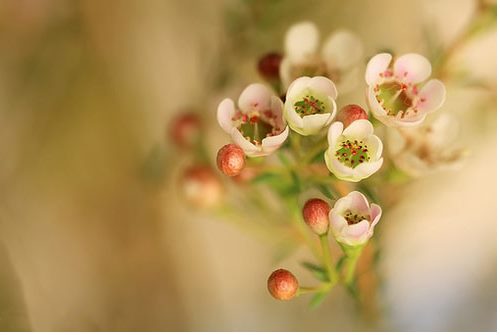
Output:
[{"left": 344, "top": 210, "right": 370, "bottom": 225}]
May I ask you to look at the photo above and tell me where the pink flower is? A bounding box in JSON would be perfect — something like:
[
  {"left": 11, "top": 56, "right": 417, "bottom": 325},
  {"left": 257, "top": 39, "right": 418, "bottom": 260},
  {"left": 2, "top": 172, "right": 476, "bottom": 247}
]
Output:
[
  {"left": 365, "top": 53, "right": 446, "bottom": 127},
  {"left": 329, "top": 191, "right": 382, "bottom": 246},
  {"left": 217, "top": 83, "right": 289, "bottom": 157}
]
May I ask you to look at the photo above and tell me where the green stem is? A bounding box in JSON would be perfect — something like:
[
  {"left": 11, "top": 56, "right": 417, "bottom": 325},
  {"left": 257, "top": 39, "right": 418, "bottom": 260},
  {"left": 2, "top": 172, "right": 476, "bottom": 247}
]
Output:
[
  {"left": 302, "top": 138, "right": 328, "bottom": 164},
  {"left": 342, "top": 245, "right": 364, "bottom": 286},
  {"left": 320, "top": 234, "right": 338, "bottom": 284}
]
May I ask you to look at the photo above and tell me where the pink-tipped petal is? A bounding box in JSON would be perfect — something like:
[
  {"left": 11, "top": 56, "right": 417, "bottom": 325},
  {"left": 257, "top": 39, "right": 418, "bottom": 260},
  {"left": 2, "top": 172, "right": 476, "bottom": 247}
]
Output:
[
  {"left": 416, "top": 79, "right": 446, "bottom": 114},
  {"left": 308, "top": 76, "right": 338, "bottom": 99},
  {"left": 370, "top": 204, "right": 382, "bottom": 227},
  {"left": 394, "top": 53, "right": 431, "bottom": 84},
  {"left": 238, "top": 83, "right": 272, "bottom": 113},
  {"left": 342, "top": 119, "right": 374, "bottom": 139},
  {"left": 329, "top": 212, "right": 348, "bottom": 233},
  {"left": 345, "top": 191, "right": 370, "bottom": 214},
  {"left": 262, "top": 126, "right": 289, "bottom": 153},
  {"left": 285, "top": 21, "right": 320, "bottom": 64},
  {"left": 322, "top": 30, "right": 363, "bottom": 71},
  {"left": 365, "top": 53, "right": 392, "bottom": 85},
  {"left": 217, "top": 98, "right": 236, "bottom": 134},
  {"left": 343, "top": 220, "right": 370, "bottom": 239}
]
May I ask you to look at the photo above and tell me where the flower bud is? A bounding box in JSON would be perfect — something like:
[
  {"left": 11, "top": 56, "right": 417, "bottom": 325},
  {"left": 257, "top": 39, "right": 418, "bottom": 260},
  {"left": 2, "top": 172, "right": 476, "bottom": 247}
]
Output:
[
  {"left": 180, "top": 165, "right": 223, "bottom": 208},
  {"left": 302, "top": 198, "right": 330, "bottom": 235},
  {"left": 169, "top": 112, "right": 202, "bottom": 149},
  {"left": 267, "top": 269, "right": 298, "bottom": 301},
  {"left": 216, "top": 144, "right": 246, "bottom": 177},
  {"left": 336, "top": 104, "right": 368, "bottom": 128},
  {"left": 257, "top": 52, "right": 283, "bottom": 81}
]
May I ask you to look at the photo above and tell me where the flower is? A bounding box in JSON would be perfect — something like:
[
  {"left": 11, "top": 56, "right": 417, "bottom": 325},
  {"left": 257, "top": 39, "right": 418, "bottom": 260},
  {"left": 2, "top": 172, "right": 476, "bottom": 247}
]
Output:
[
  {"left": 302, "top": 198, "right": 330, "bottom": 235},
  {"left": 387, "top": 113, "right": 467, "bottom": 177},
  {"left": 217, "top": 83, "right": 289, "bottom": 157},
  {"left": 365, "top": 53, "right": 446, "bottom": 127},
  {"left": 267, "top": 269, "right": 299, "bottom": 300},
  {"left": 168, "top": 111, "right": 202, "bottom": 149},
  {"left": 180, "top": 166, "right": 223, "bottom": 208},
  {"left": 216, "top": 144, "right": 246, "bottom": 177},
  {"left": 329, "top": 191, "right": 382, "bottom": 246},
  {"left": 284, "top": 76, "right": 338, "bottom": 135},
  {"left": 324, "top": 119, "right": 383, "bottom": 182},
  {"left": 280, "top": 21, "right": 364, "bottom": 93},
  {"left": 335, "top": 104, "right": 368, "bottom": 128}
]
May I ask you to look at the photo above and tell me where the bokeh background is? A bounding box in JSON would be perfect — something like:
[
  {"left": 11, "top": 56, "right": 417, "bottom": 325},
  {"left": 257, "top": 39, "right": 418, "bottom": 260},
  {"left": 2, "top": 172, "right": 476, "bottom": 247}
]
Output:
[{"left": 0, "top": 0, "right": 496, "bottom": 331}]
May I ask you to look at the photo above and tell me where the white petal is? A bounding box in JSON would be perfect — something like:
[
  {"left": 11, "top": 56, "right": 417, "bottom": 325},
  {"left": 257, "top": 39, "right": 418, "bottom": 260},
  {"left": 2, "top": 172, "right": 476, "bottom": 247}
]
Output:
[
  {"left": 342, "top": 119, "right": 374, "bottom": 138},
  {"left": 344, "top": 191, "right": 370, "bottom": 214},
  {"left": 302, "top": 113, "right": 333, "bottom": 135},
  {"left": 285, "top": 21, "right": 319, "bottom": 64},
  {"left": 230, "top": 127, "right": 259, "bottom": 155},
  {"left": 415, "top": 79, "right": 446, "bottom": 114},
  {"left": 321, "top": 29, "right": 363, "bottom": 71},
  {"left": 367, "top": 86, "right": 388, "bottom": 119},
  {"left": 394, "top": 53, "right": 431, "bottom": 84},
  {"left": 327, "top": 121, "right": 344, "bottom": 146},
  {"left": 270, "top": 95, "right": 285, "bottom": 126},
  {"left": 308, "top": 76, "right": 338, "bottom": 99},
  {"left": 329, "top": 212, "right": 348, "bottom": 234},
  {"left": 325, "top": 152, "right": 355, "bottom": 179},
  {"left": 365, "top": 53, "right": 392, "bottom": 85},
  {"left": 217, "top": 98, "right": 236, "bottom": 134},
  {"left": 366, "top": 134, "right": 383, "bottom": 160},
  {"left": 284, "top": 101, "right": 304, "bottom": 132},
  {"left": 353, "top": 158, "right": 384, "bottom": 179},
  {"left": 342, "top": 220, "right": 370, "bottom": 245},
  {"left": 286, "top": 76, "right": 311, "bottom": 100},
  {"left": 238, "top": 83, "right": 272, "bottom": 113},
  {"left": 262, "top": 126, "right": 289, "bottom": 152}
]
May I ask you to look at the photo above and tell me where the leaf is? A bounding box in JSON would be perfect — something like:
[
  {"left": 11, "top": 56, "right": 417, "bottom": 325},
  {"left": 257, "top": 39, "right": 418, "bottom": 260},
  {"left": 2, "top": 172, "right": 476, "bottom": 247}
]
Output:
[
  {"left": 309, "top": 291, "right": 329, "bottom": 309},
  {"left": 317, "top": 184, "right": 335, "bottom": 200},
  {"left": 301, "top": 262, "right": 329, "bottom": 283}
]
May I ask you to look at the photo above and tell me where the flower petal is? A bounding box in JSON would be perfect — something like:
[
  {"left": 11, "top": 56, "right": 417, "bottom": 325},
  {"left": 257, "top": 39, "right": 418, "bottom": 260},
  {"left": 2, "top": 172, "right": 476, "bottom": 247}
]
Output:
[
  {"left": 284, "top": 102, "right": 304, "bottom": 132},
  {"left": 217, "top": 98, "right": 236, "bottom": 134},
  {"left": 324, "top": 150, "right": 355, "bottom": 178},
  {"left": 366, "top": 134, "right": 384, "bottom": 160},
  {"left": 365, "top": 53, "right": 392, "bottom": 85},
  {"left": 302, "top": 113, "right": 333, "bottom": 135},
  {"left": 342, "top": 220, "right": 370, "bottom": 245},
  {"left": 327, "top": 121, "right": 344, "bottom": 146},
  {"left": 230, "top": 127, "right": 259, "bottom": 155},
  {"left": 353, "top": 158, "right": 384, "bottom": 179},
  {"left": 262, "top": 126, "right": 289, "bottom": 153},
  {"left": 321, "top": 29, "right": 363, "bottom": 71},
  {"left": 238, "top": 83, "right": 272, "bottom": 113},
  {"left": 394, "top": 53, "right": 431, "bottom": 84},
  {"left": 416, "top": 79, "right": 446, "bottom": 114},
  {"left": 285, "top": 21, "right": 320, "bottom": 64},
  {"left": 342, "top": 119, "right": 374, "bottom": 138},
  {"left": 308, "top": 76, "right": 338, "bottom": 99},
  {"left": 344, "top": 191, "right": 370, "bottom": 214},
  {"left": 370, "top": 204, "right": 382, "bottom": 227},
  {"left": 329, "top": 212, "right": 348, "bottom": 234},
  {"left": 286, "top": 76, "right": 311, "bottom": 100}
]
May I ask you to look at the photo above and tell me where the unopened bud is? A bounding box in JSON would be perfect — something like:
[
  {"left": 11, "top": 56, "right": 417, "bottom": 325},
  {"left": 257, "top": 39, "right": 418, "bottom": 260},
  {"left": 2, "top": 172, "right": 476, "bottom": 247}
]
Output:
[
  {"left": 217, "top": 144, "right": 245, "bottom": 177},
  {"left": 336, "top": 104, "right": 368, "bottom": 128},
  {"left": 257, "top": 52, "right": 283, "bottom": 81},
  {"left": 169, "top": 112, "right": 202, "bottom": 149},
  {"left": 181, "top": 166, "right": 223, "bottom": 208},
  {"left": 302, "top": 198, "right": 330, "bottom": 235},
  {"left": 267, "top": 269, "right": 298, "bottom": 301}
]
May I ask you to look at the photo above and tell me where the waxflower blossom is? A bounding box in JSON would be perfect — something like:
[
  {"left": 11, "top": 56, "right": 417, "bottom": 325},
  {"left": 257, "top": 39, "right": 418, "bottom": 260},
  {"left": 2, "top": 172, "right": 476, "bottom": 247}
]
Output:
[
  {"left": 365, "top": 53, "right": 446, "bottom": 127},
  {"left": 267, "top": 269, "right": 299, "bottom": 300},
  {"left": 217, "top": 83, "right": 289, "bottom": 157},
  {"left": 284, "top": 76, "right": 338, "bottom": 135},
  {"left": 324, "top": 119, "right": 383, "bottom": 182},
  {"left": 302, "top": 198, "right": 330, "bottom": 235},
  {"left": 280, "top": 21, "right": 364, "bottom": 93},
  {"left": 387, "top": 113, "right": 467, "bottom": 177},
  {"left": 216, "top": 144, "right": 246, "bottom": 177},
  {"left": 181, "top": 166, "right": 223, "bottom": 208},
  {"left": 329, "top": 191, "right": 382, "bottom": 246},
  {"left": 169, "top": 111, "right": 202, "bottom": 149}
]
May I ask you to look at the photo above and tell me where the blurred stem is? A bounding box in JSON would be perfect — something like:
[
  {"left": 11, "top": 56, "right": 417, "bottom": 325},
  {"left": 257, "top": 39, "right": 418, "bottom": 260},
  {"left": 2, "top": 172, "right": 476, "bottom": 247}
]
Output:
[
  {"left": 320, "top": 234, "right": 338, "bottom": 283},
  {"left": 342, "top": 244, "right": 364, "bottom": 287},
  {"left": 302, "top": 138, "right": 328, "bottom": 164}
]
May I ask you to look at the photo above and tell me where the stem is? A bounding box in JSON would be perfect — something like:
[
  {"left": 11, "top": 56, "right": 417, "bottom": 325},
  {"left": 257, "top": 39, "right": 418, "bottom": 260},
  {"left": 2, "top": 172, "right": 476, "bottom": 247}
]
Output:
[
  {"left": 320, "top": 234, "right": 338, "bottom": 283},
  {"left": 302, "top": 138, "right": 328, "bottom": 164},
  {"left": 343, "top": 246, "right": 363, "bottom": 286},
  {"left": 296, "top": 286, "right": 323, "bottom": 296}
]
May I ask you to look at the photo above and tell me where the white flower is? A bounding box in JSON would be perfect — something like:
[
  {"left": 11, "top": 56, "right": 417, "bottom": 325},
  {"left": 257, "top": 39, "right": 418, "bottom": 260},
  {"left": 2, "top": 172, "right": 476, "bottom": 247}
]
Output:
[
  {"left": 329, "top": 191, "right": 382, "bottom": 246},
  {"left": 387, "top": 113, "right": 467, "bottom": 177},
  {"left": 217, "top": 83, "right": 289, "bottom": 157},
  {"left": 365, "top": 53, "right": 446, "bottom": 127},
  {"left": 284, "top": 76, "right": 338, "bottom": 136},
  {"left": 324, "top": 119, "right": 383, "bottom": 182},
  {"left": 280, "top": 21, "right": 364, "bottom": 93}
]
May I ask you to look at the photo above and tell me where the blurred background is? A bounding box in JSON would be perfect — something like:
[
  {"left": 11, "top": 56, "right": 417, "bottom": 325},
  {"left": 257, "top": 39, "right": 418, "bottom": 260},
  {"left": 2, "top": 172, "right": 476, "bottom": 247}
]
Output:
[{"left": 0, "top": 0, "right": 496, "bottom": 331}]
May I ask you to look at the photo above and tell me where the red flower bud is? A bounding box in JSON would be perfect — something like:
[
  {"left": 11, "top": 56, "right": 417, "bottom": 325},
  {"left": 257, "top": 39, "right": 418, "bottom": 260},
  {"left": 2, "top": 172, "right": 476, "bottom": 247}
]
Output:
[
  {"left": 216, "top": 144, "right": 245, "bottom": 177},
  {"left": 257, "top": 52, "right": 283, "bottom": 81},
  {"left": 336, "top": 104, "right": 368, "bottom": 128},
  {"left": 267, "top": 269, "right": 298, "bottom": 301},
  {"left": 302, "top": 198, "right": 331, "bottom": 235},
  {"left": 169, "top": 112, "right": 202, "bottom": 149},
  {"left": 180, "top": 165, "right": 223, "bottom": 208}
]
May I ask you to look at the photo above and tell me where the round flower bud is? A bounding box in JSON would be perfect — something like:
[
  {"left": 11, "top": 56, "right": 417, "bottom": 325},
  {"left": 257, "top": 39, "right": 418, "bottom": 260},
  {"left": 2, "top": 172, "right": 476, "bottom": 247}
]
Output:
[
  {"left": 169, "top": 112, "right": 202, "bottom": 149},
  {"left": 302, "top": 198, "right": 330, "bottom": 235},
  {"left": 336, "top": 104, "right": 368, "bottom": 128},
  {"left": 216, "top": 144, "right": 246, "bottom": 177},
  {"left": 257, "top": 52, "right": 283, "bottom": 81},
  {"left": 267, "top": 269, "right": 298, "bottom": 301},
  {"left": 180, "top": 165, "right": 223, "bottom": 208}
]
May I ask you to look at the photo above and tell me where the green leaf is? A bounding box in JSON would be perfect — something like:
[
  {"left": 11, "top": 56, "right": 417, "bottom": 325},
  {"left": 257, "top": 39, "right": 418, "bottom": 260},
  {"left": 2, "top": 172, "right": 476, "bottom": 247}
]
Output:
[
  {"left": 302, "top": 261, "right": 329, "bottom": 283},
  {"left": 309, "top": 291, "right": 329, "bottom": 309}
]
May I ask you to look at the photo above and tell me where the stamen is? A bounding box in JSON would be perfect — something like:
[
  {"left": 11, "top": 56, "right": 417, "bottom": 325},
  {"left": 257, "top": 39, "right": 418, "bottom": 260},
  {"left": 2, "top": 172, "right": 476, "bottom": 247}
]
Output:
[{"left": 335, "top": 139, "right": 370, "bottom": 168}]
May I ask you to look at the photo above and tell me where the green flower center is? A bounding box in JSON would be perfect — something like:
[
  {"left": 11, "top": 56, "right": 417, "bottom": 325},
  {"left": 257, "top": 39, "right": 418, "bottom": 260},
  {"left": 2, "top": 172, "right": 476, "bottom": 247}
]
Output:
[
  {"left": 375, "top": 81, "right": 413, "bottom": 117},
  {"left": 238, "top": 113, "right": 275, "bottom": 145},
  {"left": 344, "top": 210, "right": 369, "bottom": 225},
  {"left": 294, "top": 95, "right": 326, "bottom": 116},
  {"left": 335, "top": 139, "right": 370, "bottom": 168}
]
